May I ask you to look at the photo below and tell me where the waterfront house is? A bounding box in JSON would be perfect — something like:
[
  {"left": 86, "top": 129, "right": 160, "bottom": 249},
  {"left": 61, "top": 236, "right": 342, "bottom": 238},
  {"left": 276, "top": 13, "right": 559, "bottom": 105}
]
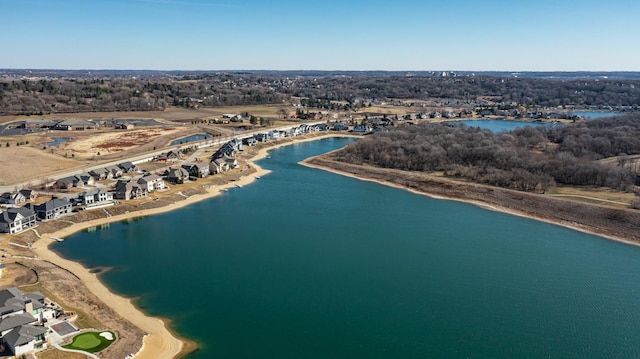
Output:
[
  {"left": 137, "top": 174, "right": 166, "bottom": 192},
  {"left": 0, "top": 206, "right": 37, "bottom": 234},
  {"left": 165, "top": 167, "right": 190, "bottom": 184},
  {"left": 333, "top": 122, "right": 349, "bottom": 131},
  {"left": 77, "top": 188, "right": 114, "bottom": 207},
  {"left": 254, "top": 133, "right": 269, "bottom": 143},
  {"left": 34, "top": 198, "right": 72, "bottom": 220},
  {"left": 242, "top": 137, "right": 258, "bottom": 146},
  {"left": 210, "top": 158, "right": 229, "bottom": 174},
  {"left": 222, "top": 154, "right": 239, "bottom": 169},
  {"left": 352, "top": 124, "right": 372, "bottom": 133},
  {"left": 183, "top": 162, "right": 210, "bottom": 178},
  {"left": 114, "top": 180, "right": 148, "bottom": 200}
]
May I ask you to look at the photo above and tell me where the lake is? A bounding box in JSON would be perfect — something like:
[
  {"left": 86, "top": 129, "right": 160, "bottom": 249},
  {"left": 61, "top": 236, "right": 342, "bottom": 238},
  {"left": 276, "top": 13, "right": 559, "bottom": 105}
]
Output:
[
  {"left": 447, "top": 119, "right": 552, "bottom": 133},
  {"left": 572, "top": 111, "right": 623, "bottom": 119},
  {"left": 170, "top": 133, "right": 212, "bottom": 146},
  {"left": 53, "top": 137, "right": 640, "bottom": 359}
]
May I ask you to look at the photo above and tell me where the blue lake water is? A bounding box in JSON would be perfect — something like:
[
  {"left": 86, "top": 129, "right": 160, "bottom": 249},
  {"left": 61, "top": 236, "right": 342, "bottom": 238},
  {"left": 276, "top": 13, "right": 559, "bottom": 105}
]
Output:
[
  {"left": 447, "top": 119, "right": 552, "bottom": 133},
  {"left": 571, "top": 111, "right": 622, "bottom": 119},
  {"left": 170, "top": 133, "right": 212, "bottom": 146},
  {"left": 46, "top": 137, "right": 71, "bottom": 147},
  {"left": 52, "top": 137, "right": 640, "bottom": 359}
]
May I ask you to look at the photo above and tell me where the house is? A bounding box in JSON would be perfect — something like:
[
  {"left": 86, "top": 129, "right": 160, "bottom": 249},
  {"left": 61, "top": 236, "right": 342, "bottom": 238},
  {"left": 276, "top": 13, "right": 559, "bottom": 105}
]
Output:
[
  {"left": 117, "top": 161, "right": 139, "bottom": 174},
  {"left": 352, "top": 124, "right": 372, "bottom": 133},
  {"left": 53, "top": 176, "right": 86, "bottom": 189},
  {"left": 0, "top": 192, "right": 26, "bottom": 205},
  {"left": 210, "top": 158, "right": 229, "bottom": 174},
  {"left": 53, "top": 119, "right": 98, "bottom": 131},
  {"left": 0, "top": 206, "right": 37, "bottom": 234},
  {"left": 77, "top": 189, "right": 114, "bottom": 207},
  {"left": 115, "top": 123, "right": 135, "bottom": 130},
  {"left": 114, "top": 180, "right": 148, "bottom": 200},
  {"left": 33, "top": 198, "right": 72, "bottom": 220},
  {"left": 222, "top": 154, "right": 239, "bottom": 169},
  {"left": 165, "top": 167, "right": 190, "bottom": 183},
  {"left": 333, "top": 122, "right": 349, "bottom": 131},
  {"left": 0, "top": 287, "right": 60, "bottom": 357},
  {"left": 137, "top": 174, "right": 165, "bottom": 192},
  {"left": 242, "top": 137, "right": 258, "bottom": 146},
  {"left": 89, "top": 168, "right": 113, "bottom": 181},
  {"left": 254, "top": 133, "right": 269, "bottom": 143},
  {"left": 106, "top": 166, "right": 124, "bottom": 179},
  {"left": 268, "top": 131, "right": 282, "bottom": 140},
  {"left": 77, "top": 173, "right": 96, "bottom": 186},
  {"left": 18, "top": 190, "right": 37, "bottom": 202},
  {"left": 155, "top": 150, "right": 183, "bottom": 162},
  {"left": 183, "top": 162, "right": 210, "bottom": 178}
]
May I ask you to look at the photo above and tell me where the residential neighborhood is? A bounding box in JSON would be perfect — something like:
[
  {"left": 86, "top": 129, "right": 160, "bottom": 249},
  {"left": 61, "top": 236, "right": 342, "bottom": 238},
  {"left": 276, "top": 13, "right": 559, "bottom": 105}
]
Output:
[{"left": 0, "top": 123, "right": 356, "bottom": 235}]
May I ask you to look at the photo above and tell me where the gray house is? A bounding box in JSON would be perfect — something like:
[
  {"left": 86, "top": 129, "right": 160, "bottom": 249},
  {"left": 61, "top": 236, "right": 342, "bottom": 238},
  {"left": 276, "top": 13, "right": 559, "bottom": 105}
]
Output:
[
  {"left": 0, "top": 287, "right": 58, "bottom": 356},
  {"left": 114, "top": 180, "right": 148, "bottom": 200},
  {"left": 78, "top": 189, "right": 114, "bottom": 207},
  {"left": 33, "top": 198, "right": 72, "bottom": 220},
  {"left": 165, "top": 167, "right": 190, "bottom": 184},
  {"left": 0, "top": 206, "right": 37, "bottom": 234}
]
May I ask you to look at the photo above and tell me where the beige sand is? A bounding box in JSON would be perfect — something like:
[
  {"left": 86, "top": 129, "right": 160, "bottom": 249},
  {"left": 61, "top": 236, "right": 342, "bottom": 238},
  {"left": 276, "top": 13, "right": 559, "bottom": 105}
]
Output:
[{"left": 30, "top": 132, "right": 356, "bottom": 359}]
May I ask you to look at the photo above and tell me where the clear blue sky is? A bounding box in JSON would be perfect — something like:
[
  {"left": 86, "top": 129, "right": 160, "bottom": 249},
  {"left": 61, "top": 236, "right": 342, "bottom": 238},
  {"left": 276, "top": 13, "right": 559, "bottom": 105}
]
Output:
[{"left": 1, "top": 0, "right": 638, "bottom": 71}]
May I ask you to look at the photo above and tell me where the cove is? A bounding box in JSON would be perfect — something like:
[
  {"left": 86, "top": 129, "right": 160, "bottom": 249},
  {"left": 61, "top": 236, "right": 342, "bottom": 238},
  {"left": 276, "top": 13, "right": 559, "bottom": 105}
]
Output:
[{"left": 52, "top": 137, "right": 640, "bottom": 359}]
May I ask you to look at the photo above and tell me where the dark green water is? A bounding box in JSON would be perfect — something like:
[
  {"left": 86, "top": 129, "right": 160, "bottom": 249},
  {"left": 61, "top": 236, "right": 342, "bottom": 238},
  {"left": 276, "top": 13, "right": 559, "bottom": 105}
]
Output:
[{"left": 53, "top": 137, "right": 640, "bottom": 358}]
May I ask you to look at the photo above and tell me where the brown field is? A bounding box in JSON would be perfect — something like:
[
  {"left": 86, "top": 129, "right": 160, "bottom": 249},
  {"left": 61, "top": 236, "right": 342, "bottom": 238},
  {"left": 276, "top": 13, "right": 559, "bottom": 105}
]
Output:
[
  {"left": 0, "top": 145, "right": 86, "bottom": 185},
  {"left": 59, "top": 126, "right": 186, "bottom": 158},
  {"left": 0, "top": 105, "right": 290, "bottom": 125},
  {"left": 546, "top": 186, "right": 636, "bottom": 208}
]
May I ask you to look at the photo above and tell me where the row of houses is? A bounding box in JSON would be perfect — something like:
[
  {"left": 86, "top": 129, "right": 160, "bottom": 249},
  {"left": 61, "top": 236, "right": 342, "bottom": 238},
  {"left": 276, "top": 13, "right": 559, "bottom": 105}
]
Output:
[
  {"left": 53, "top": 161, "right": 139, "bottom": 190},
  {"left": 0, "top": 198, "right": 72, "bottom": 234}
]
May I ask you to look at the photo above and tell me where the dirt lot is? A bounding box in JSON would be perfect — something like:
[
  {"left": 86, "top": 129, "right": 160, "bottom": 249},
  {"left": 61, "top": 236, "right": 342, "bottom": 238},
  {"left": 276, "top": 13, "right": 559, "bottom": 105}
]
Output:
[{"left": 0, "top": 145, "right": 86, "bottom": 185}]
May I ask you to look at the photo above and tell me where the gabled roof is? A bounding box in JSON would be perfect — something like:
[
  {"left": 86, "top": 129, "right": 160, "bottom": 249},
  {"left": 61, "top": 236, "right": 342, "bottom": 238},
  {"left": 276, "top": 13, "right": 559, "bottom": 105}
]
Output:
[
  {"left": 0, "top": 312, "right": 36, "bottom": 333},
  {"left": 117, "top": 161, "right": 137, "bottom": 171},
  {"left": 3, "top": 325, "right": 47, "bottom": 347},
  {"left": 36, "top": 198, "right": 71, "bottom": 212}
]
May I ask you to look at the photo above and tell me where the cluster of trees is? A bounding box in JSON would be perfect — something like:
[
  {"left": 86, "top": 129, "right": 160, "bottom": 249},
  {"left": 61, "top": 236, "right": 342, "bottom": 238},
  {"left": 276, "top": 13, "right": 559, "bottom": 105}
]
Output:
[
  {"left": 0, "top": 76, "right": 285, "bottom": 115},
  {"left": 335, "top": 114, "right": 640, "bottom": 193},
  {"left": 2, "top": 73, "right": 639, "bottom": 116},
  {"left": 286, "top": 76, "right": 640, "bottom": 108}
]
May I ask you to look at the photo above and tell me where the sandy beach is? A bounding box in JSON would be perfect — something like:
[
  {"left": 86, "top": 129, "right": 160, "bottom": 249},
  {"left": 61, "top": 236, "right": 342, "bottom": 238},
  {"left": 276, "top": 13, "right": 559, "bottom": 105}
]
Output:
[{"left": 28, "top": 132, "right": 356, "bottom": 359}]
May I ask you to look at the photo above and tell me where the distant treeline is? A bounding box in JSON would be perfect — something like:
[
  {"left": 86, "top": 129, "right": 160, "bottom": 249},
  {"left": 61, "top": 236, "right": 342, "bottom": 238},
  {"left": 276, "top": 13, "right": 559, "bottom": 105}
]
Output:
[
  {"left": 334, "top": 114, "right": 640, "bottom": 193},
  {"left": 1, "top": 73, "right": 640, "bottom": 115}
]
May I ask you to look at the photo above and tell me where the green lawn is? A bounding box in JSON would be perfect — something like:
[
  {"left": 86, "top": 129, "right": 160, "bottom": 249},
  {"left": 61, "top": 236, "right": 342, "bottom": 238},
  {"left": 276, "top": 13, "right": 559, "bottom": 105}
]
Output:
[{"left": 63, "top": 331, "right": 115, "bottom": 353}]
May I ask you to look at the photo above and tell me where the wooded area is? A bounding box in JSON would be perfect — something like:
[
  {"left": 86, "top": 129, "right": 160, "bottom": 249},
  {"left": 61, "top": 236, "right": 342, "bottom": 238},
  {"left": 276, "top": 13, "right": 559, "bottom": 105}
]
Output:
[
  {"left": 334, "top": 114, "right": 640, "bottom": 194},
  {"left": 1, "top": 73, "right": 639, "bottom": 115}
]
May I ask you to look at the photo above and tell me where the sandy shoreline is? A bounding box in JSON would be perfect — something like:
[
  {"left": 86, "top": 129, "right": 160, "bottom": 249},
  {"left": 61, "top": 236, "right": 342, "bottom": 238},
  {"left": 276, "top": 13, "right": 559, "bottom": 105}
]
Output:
[
  {"left": 29, "top": 133, "right": 356, "bottom": 359},
  {"left": 300, "top": 152, "right": 640, "bottom": 248}
]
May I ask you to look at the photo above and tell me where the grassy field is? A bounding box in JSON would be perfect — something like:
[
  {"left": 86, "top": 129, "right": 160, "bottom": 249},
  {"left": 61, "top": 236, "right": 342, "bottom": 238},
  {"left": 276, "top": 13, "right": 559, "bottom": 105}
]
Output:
[
  {"left": 63, "top": 331, "right": 116, "bottom": 353},
  {"left": 544, "top": 186, "right": 635, "bottom": 208},
  {"left": 0, "top": 145, "right": 86, "bottom": 185}
]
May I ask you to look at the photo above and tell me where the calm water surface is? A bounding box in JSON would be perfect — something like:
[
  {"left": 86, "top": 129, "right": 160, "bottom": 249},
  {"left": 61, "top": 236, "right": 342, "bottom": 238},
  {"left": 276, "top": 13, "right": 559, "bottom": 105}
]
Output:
[
  {"left": 170, "top": 133, "right": 212, "bottom": 146},
  {"left": 450, "top": 119, "right": 552, "bottom": 132},
  {"left": 53, "top": 137, "right": 640, "bottom": 358}
]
